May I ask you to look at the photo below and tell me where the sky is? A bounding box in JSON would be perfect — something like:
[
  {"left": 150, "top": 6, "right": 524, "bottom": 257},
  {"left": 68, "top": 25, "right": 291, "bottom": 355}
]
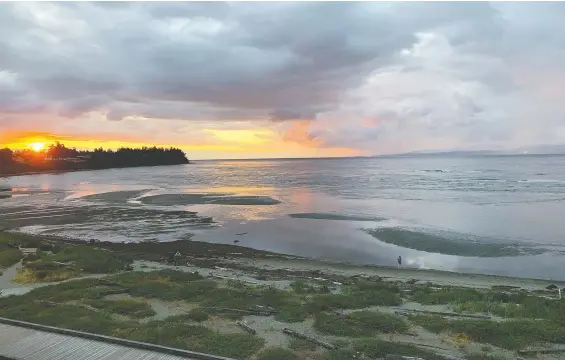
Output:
[{"left": 1, "top": 2, "right": 565, "bottom": 160}]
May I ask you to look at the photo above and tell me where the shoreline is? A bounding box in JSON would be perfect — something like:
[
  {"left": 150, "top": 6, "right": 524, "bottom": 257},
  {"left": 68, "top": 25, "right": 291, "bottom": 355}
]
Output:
[
  {"left": 6, "top": 230, "right": 565, "bottom": 289},
  {"left": 0, "top": 162, "right": 191, "bottom": 179},
  {"left": 2, "top": 231, "right": 565, "bottom": 360}
]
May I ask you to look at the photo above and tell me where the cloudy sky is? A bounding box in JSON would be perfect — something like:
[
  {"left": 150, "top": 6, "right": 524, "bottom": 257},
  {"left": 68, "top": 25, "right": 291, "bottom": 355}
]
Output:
[{"left": 1, "top": 2, "right": 565, "bottom": 159}]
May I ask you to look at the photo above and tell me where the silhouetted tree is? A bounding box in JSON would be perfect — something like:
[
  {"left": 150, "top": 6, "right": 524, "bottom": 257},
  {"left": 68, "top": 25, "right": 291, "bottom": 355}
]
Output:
[
  {"left": 0, "top": 144, "right": 189, "bottom": 175},
  {"left": 0, "top": 148, "right": 13, "bottom": 173}
]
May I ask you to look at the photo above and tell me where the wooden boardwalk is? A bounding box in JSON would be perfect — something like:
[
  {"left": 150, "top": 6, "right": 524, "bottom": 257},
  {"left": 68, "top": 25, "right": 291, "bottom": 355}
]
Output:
[{"left": 0, "top": 320, "right": 233, "bottom": 360}]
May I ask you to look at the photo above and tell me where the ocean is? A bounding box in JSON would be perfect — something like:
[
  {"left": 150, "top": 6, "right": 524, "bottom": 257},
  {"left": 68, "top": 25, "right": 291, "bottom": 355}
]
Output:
[{"left": 2, "top": 155, "right": 565, "bottom": 280}]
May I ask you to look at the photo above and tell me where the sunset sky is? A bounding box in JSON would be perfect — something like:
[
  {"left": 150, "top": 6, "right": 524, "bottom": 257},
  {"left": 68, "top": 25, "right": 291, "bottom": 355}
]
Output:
[{"left": 1, "top": 2, "right": 565, "bottom": 159}]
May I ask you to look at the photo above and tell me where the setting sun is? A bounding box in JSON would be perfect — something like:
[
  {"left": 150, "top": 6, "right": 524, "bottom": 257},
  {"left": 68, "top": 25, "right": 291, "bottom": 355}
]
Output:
[{"left": 29, "top": 142, "right": 46, "bottom": 152}]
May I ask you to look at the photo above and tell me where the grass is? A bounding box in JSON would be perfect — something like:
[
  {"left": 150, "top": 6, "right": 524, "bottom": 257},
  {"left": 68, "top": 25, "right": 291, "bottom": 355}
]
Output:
[
  {"left": 323, "top": 349, "right": 358, "bottom": 360},
  {"left": 314, "top": 311, "right": 409, "bottom": 337},
  {"left": 85, "top": 298, "right": 156, "bottom": 318},
  {"left": 0, "top": 278, "right": 113, "bottom": 305},
  {"left": 0, "top": 295, "right": 263, "bottom": 359},
  {"left": 275, "top": 302, "right": 310, "bottom": 323},
  {"left": 409, "top": 315, "right": 565, "bottom": 350},
  {"left": 451, "top": 296, "right": 565, "bottom": 320},
  {"left": 256, "top": 347, "right": 299, "bottom": 360},
  {"left": 0, "top": 248, "right": 22, "bottom": 268},
  {"left": 114, "top": 321, "right": 264, "bottom": 359},
  {"left": 186, "top": 308, "right": 209, "bottom": 322},
  {"left": 352, "top": 338, "right": 443, "bottom": 360},
  {"left": 11, "top": 245, "right": 134, "bottom": 283},
  {"left": 0, "top": 301, "right": 122, "bottom": 335},
  {"left": 411, "top": 286, "right": 484, "bottom": 305},
  {"left": 13, "top": 267, "right": 78, "bottom": 283},
  {"left": 465, "top": 354, "right": 508, "bottom": 360},
  {"left": 0, "top": 232, "right": 42, "bottom": 248},
  {"left": 306, "top": 280, "right": 401, "bottom": 313},
  {"left": 289, "top": 338, "right": 317, "bottom": 351}
]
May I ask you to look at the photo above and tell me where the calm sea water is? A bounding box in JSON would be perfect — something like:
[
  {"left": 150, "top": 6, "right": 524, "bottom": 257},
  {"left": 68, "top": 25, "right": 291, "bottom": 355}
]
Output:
[{"left": 2, "top": 155, "right": 565, "bottom": 280}]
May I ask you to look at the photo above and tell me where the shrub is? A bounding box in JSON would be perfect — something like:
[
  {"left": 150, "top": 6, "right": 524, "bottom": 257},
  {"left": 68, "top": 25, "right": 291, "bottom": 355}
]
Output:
[
  {"left": 187, "top": 308, "right": 209, "bottom": 322},
  {"left": 291, "top": 281, "right": 317, "bottom": 294},
  {"left": 289, "top": 338, "right": 317, "bottom": 351},
  {"left": 466, "top": 354, "right": 508, "bottom": 360},
  {"left": 409, "top": 315, "right": 565, "bottom": 350},
  {"left": 86, "top": 298, "right": 155, "bottom": 318},
  {"left": 256, "top": 347, "right": 299, "bottom": 360},
  {"left": 275, "top": 302, "right": 310, "bottom": 323},
  {"left": 353, "top": 338, "right": 443, "bottom": 360},
  {"left": 411, "top": 287, "right": 483, "bottom": 305},
  {"left": 0, "top": 248, "right": 22, "bottom": 268},
  {"left": 323, "top": 349, "right": 358, "bottom": 360},
  {"left": 314, "top": 311, "right": 409, "bottom": 337},
  {"left": 307, "top": 289, "right": 401, "bottom": 313}
]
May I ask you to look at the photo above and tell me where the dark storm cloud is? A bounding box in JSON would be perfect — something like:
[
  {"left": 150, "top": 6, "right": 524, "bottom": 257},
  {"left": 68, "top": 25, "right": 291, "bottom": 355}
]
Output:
[{"left": 1, "top": 2, "right": 565, "bottom": 152}]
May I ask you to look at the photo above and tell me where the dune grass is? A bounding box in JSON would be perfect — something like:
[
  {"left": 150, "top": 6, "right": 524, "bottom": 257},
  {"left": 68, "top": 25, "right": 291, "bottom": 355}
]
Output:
[
  {"left": 85, "top": 298, "right": 156, "bottom": 318},
  {"left": 0, "top": 248, "right": 22, "bottom": 268},
  {"left": 11, "top": 245, "right": 133, "bottom": 283},
  {"left": 289, "top": 338, "right": 317, "bottom": 351},
  {"left": 306, "top": 280, "right": 402, "bottom": 313},
  {"left": 314, "top": 311, "right": 409, "bottom": 337},
  {"left": 0, "top": 295, "right": 263, "bottom": 359},
  {"left": 352, "top": 338, "right": 444, "bottom": 360},
  {"left": 466, "top": 354, "right": 508, "bottom": 360},
  {"left": 451, "top": 295, "right": 565, "bottom": 320},
  {"left": 256, "top": 347, "right": 299, "bottom": 360},
  {"left": 409, "top": 315, "right": 565, "bottom": 350}
]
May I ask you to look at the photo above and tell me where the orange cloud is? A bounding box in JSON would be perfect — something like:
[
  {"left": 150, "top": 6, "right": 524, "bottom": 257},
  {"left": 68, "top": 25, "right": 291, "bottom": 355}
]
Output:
[
  {"left": 281, "top": 120, "right": 321, "bottom": 147},
  {"left": 362, "top": 119, "right": 380, "bottom": 128},
  {"left": 0, "top": 128, "right": 363, "bottom": 160}
]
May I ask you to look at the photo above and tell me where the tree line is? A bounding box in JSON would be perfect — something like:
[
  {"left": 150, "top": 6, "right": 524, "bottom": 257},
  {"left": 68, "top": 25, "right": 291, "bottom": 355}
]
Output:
[{"left": 0, "top": 143, "right": 189, "bottom": 175}]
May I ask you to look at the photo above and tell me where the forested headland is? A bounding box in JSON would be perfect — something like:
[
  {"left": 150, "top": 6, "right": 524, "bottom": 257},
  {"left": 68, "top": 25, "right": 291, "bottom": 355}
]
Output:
[{"left": 0, "top": 142, "right": 190, "bottom": 176}]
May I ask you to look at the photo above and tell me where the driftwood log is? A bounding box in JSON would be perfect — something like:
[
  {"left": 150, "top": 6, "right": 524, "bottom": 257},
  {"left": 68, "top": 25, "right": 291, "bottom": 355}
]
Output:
[
  {"left": 395, "top": 308, "right": 491, "bottom": 319},
  {"left": 236, "top": 321, "right": 257, "bottom": 335},
  {"left": 518, "top": 348, "right": 565, "bottom": 355}
]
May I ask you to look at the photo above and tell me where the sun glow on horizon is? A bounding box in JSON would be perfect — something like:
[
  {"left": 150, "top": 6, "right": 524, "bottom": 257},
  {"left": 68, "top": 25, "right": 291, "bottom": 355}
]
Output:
[{"left": 28, "top": 142, "right": 46, "bottom": 152}]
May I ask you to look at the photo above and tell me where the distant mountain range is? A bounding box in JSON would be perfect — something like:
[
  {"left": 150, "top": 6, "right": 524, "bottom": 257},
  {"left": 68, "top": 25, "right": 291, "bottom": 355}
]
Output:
[{"left": 390, "top": 145, "right": 565, "bottom": 157}]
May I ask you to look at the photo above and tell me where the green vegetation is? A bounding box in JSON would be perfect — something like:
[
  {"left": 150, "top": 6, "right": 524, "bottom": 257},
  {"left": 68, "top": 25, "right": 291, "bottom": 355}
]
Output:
[
  {"left": 275, "top": 302, "right": 310, "bottom": 323},
  {"left": 48, "top": 246, "right": 133, "bottom": 273},
  {"left": 411, "top": 283, "right": 565, "bottom": 321},
  {"left": 306, "top": 280, "right": 401, "bottom": 313},
  {"left": 362, "top": 227, "right": 541, "bottom": 257},
  {"left": 452, "top": 296, "right": 565, "bottom": 320},
  {"left": 290, "top": 280, "right": 318, "bottom": 294},
  {"left": 113, "top": 321, "right": 264, "bottom": 359},
  {"left": 0, "top": 143, "right": 189, "bottom": 176},
  {"left": 314, "top": 311, "right": 409, "bottom": 337},
  {"left": 0, "top": 296, "right": 262, "bottom": 359},
  {"left": 12, "top": 245, "right": 133, "bottom": 283},
  {"left": 289, "top": 338, "right": 317, "bottom": 351},
  {"left": 409, "top": 315, "right": 565, "bottom": 350},
  {"left": 323, "top": 349, "right": 358, "bottom": 360},
  {"left": 0, "top": 248, "right": 22, "bottom": 268},
  {"left": 411, "top": 286, "right": 483, "bottom": 305},
  {"left": 0, "top": 232, "right": 42, "bottom": 248},
  {"left": 353, "top": 338, "right": 443, "bottom": 360},
  {"left": 465, "top": 354, "right": 508, "bottom": 360},
  {"left": 0, "top": 301, "right": 121, "bottom": 335},
  {"left": 85, "top": 298, "right": 155, "bottom": 318},
  {"left": 186, "top": 308, "right": 210, "bottom": 322},
  {"left": 256, "top": 347, "right": 299, "bottom": 360}
]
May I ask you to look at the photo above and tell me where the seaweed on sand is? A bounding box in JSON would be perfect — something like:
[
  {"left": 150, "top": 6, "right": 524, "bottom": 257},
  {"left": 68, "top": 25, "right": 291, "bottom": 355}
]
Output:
[{"left": 362, "top": 227, "right": 544, "bottom": 257}]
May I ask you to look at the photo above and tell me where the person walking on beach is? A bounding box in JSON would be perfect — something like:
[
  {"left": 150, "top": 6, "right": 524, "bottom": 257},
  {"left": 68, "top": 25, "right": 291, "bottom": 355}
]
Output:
[
  {"left": 397, "top": 256, "right": 402, "bottom": 268},
  {"left": 173, "top": 250, "right": 182, "bottom": 266}
]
